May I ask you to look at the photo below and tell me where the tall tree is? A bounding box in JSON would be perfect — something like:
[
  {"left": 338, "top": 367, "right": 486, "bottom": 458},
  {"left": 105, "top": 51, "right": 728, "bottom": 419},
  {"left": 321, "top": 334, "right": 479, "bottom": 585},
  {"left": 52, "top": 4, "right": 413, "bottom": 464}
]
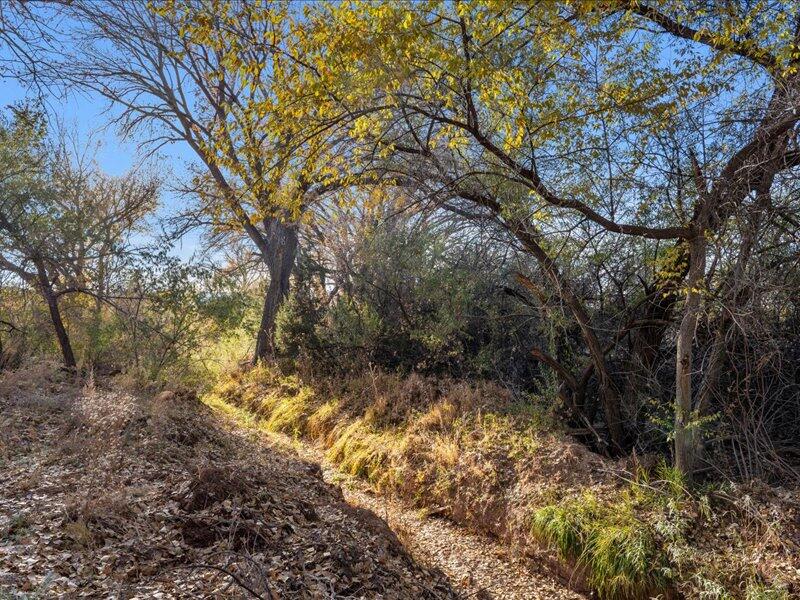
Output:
[
  {"left": 59, "top": 0, "right": 343, "bottom": 362},
  {"left": 624, "top": 0, "right": 800, "bottom": 475},
  {"left": 260, "top": 0, "right": 800, "bottom": 471}
]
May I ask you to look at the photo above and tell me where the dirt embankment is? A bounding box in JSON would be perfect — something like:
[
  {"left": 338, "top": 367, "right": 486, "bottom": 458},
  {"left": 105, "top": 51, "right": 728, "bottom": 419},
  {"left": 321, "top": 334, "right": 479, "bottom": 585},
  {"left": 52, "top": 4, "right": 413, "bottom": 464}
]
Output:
[
  {"left": 207, "top": 366, "right": 800, "bottom": 600},
  {"left": 0, "top": 364, "right": 457, "bottom": 598}
]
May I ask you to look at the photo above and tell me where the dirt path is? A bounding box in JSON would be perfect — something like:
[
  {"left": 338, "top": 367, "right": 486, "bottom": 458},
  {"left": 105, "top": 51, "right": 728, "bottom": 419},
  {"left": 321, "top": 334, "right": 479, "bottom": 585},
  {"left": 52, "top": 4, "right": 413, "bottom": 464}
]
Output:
[
  {"left": 290, "top": 443, "right": 586, "bottom": 600},
  {"left": 338, "top": 483, "right": 585, "bottom": 600},
  {"left": 0, "top": 371, "right": 459, "bottom": 599},
  {"left": 0, "top": 365, "right": 581, "bottom": 599}
]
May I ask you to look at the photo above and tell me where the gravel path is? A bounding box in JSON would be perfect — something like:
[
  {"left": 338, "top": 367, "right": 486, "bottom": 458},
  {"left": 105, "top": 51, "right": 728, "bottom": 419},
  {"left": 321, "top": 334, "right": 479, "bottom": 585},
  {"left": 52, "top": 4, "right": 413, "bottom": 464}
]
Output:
[
  {"left": 290, "top": 442, "right": 586, "bottom": 600},
  {"left": 338, "top": 484, "right": 585, "bottom": 600}
]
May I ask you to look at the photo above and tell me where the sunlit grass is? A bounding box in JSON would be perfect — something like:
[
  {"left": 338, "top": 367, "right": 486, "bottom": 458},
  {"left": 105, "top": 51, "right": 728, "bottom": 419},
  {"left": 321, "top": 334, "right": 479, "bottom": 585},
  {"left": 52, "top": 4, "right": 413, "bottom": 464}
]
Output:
[{"left": 531, "top": 493, "right": 671, "bottom": 599}]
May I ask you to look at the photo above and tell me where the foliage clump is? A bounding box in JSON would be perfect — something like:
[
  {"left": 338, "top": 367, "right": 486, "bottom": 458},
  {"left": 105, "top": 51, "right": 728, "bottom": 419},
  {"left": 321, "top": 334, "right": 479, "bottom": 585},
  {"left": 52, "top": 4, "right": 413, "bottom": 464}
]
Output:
[{"left": 531, "top": 494, "right": 671, "bottom": 599}]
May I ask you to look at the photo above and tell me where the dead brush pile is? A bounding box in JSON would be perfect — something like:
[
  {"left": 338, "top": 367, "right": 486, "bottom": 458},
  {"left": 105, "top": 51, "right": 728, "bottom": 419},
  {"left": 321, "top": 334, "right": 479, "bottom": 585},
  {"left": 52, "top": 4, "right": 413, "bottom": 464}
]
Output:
[
  {"left": 0, "top": 363, "right": 457, "bottom": 599},
  {"left": 207, "top": 365, "right": 800, "bottom": 599}
]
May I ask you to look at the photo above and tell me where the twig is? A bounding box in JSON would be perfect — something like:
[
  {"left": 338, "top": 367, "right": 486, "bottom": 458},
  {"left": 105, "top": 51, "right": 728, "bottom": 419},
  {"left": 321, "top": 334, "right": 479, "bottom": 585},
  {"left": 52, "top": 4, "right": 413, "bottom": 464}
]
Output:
[{"left": 175, "top": 563, "right": 273, "bottom": 599}]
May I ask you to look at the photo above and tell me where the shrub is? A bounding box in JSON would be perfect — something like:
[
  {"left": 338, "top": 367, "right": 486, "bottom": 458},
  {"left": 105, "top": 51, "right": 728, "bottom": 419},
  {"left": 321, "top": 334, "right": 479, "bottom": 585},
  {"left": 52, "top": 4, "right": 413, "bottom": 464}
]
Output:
[{"left": 273, "top": 209, "right": 545, "bottom": 386}]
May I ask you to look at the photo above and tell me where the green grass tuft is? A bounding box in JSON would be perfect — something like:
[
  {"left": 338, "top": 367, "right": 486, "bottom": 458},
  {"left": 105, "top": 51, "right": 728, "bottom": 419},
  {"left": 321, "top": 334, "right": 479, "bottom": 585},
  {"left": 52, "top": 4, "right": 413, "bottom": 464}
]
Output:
[
  {"left": 584, "top": 513, "right": 667, "bottom": 599},
  {"left": 530, "top": 502, "right": 588, "bottom": 559},
  {"left": 531, "top": 494, "right": 671, "bottom": 599}
]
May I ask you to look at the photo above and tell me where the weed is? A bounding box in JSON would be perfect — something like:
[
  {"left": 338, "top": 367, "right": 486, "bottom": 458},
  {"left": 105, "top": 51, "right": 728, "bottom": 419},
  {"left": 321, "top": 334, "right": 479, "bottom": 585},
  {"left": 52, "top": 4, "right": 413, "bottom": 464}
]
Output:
[
  {"left": 1, "top": 513, "right": 30, "bottom": 541},
  {"left": 531, "top": 494, "right": 602, "bottom": 558},
  {"left": 655, "top": 461, "right": 689, "bottom": 501},
  {"left": 63, "top": 519, "right": 93, "bottom": 548},
  {"left": 531, "top": 494, "right": 671, "bottom": 599},
  {"left": 307, "top": 399, "right": 341, "bottom": 439},
  {"left": 429, "top": 434, "right": 461, "bottom": 468},
  {"left": 745, "top": 581, "right": 790, "bottom": 600},
  {"left": 531, "top": 503, "right": 585, "bottom": 559},
  {"left": 584, "top": 512, "right": 668, "bottom": 599}
]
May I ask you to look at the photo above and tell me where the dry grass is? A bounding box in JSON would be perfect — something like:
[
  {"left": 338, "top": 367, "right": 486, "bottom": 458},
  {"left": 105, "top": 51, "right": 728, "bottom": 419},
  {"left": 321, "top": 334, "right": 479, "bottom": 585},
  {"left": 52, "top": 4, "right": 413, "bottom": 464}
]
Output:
[
  {"left": 181, "top": 462, "right": 255, "bottom": 511},
  {"left": 64, "top": 488, "right": 132, "bottom": 527},
  {"left": 0, "top": 358, "right": 75, "bottom": 409},
  {"left": 204, "top": 364, "right": 800, "bottom": 600}
]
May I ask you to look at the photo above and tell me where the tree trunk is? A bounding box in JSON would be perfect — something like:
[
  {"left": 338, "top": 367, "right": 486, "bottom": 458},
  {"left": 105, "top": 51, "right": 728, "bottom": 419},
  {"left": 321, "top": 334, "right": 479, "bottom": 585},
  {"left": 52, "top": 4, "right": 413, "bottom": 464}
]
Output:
[
  {"left": 622, "top": 241, "right": 689, "bottom": 398},
  {"left": 514, "top": 222, "right": 625, "bottom": 451},
  {"left": 36, "top": 266, "right": 76, "bottom": 370},
  {"left": 453, "top": 191, "right": 627, "bottom": 448},
  {"left": 253, "top": 217, "right": 299, "bottom": 364},
  {"left": 674, "top": 232, "right": 706, "bottom": 478}
]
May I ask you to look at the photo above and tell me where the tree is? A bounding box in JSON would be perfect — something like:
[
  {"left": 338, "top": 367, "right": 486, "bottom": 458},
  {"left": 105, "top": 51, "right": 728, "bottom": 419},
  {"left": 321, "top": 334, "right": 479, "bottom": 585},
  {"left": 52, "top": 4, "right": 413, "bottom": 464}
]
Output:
[
  {"left": 0, "top": 108, "right": 76, "bottom": 367},
  {"left": 58, "top": 0, "right": 346, "bottom": 362},
  {"left": 0, "top": 107, "right": 158, "bottom": 369},
  {"left": 0, "top": 0, "right": 60, "bottom": 84},
  {"left": 272, "top": 0, "right": 692, "bottom": 451},
  {"left": 622, "top": 1, "right": 800, "bottom": 475},
  {"left": 263, "top": 0, "right": 800, "bottom": 472}
]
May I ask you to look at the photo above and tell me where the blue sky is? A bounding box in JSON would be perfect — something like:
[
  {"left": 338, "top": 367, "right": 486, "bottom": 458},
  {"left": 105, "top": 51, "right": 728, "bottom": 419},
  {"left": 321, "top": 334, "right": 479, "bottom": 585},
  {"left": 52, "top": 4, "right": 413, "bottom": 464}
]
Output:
[
  {"left": 0, "top": 76, "right": 139, "bottom": 174},
  {"left": 0, "top": 75, "right": 203, "bottom": 258}
]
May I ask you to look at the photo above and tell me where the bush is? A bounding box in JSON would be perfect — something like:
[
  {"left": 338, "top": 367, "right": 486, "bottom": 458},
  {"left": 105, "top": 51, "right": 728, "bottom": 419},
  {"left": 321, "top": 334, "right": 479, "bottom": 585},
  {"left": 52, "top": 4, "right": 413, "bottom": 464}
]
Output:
[{"left": 275, "top": 208, "right": 545, "bottom": 386}]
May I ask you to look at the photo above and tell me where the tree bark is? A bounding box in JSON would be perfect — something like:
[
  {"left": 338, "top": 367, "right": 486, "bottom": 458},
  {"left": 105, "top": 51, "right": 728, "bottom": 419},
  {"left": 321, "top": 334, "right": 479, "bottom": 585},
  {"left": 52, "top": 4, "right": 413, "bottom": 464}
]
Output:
[
  {"left": 36, "top": 265, "right": 76, "bottom": 370},
  {"left": 253, "top": 217, "right": 299, "bottom": 363},
  {"left": 673, "top": 231, "right": 706, "bottom": 477},
  {"left": 623, "top": 241, "right": 689, "bottom": 395}
]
